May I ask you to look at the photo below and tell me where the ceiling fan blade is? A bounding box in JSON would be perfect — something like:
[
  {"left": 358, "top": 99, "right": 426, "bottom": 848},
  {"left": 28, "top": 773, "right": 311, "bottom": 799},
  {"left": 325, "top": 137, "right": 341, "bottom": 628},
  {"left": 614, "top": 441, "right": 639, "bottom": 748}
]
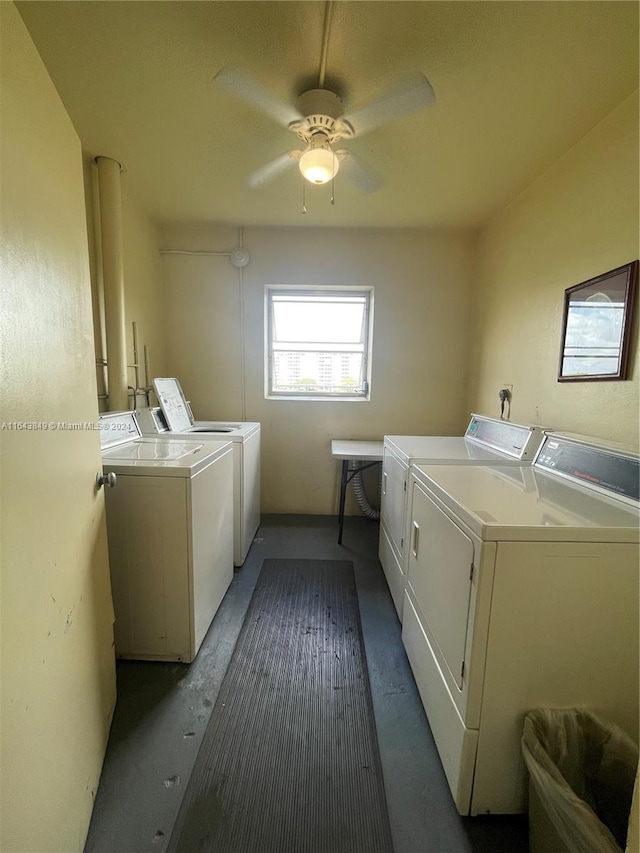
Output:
[
  {"left": 336, "top": 150, "right": 382, "bottom": 194},
  {"left": 214, "top": 67, "right": 301, "bottom": 128},
  {"left": 247, "top": 150, "right": 301, "bottom": 188},
  {"left": 342, "top": 73, "right": 435, "bottom": 138}
]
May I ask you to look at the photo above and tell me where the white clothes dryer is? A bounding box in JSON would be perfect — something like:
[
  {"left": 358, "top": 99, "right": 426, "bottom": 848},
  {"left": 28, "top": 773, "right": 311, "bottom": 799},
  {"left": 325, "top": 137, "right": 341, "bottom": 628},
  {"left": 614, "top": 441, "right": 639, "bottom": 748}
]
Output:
[
  {"left": 99, "top": 412, "right": 234, "bottom": 663},
  {"left": 402, "top": 431, "right": 639, "bottom": 816},
  {"left": 136, "top": 377, "right": 260, "bottom": 567},
  {"left": 380, "top": 414, "right": 548, "bottom": 620}
]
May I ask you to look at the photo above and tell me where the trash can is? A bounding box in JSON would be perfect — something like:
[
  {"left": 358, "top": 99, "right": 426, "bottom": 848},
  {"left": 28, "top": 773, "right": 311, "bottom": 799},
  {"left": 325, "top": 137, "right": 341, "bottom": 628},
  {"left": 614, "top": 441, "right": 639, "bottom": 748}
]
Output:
[{"left": 521, "top": 708, "right": 639, "bottom": 853}]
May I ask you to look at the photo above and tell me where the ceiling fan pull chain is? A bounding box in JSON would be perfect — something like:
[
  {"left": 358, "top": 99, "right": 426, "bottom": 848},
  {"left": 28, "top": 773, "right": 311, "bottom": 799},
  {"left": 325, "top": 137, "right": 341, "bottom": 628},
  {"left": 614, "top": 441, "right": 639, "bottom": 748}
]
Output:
[
  {"left": 330, "top": 173, "right": 335, "bottom": 206},
  {"left": 301, "top": 177, "right": 307, "bottom": 214}
]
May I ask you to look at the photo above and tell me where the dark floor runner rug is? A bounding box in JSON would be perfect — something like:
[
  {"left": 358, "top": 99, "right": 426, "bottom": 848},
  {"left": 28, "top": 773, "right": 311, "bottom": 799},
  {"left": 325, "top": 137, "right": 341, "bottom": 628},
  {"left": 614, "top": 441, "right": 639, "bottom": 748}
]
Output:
[{"left": 168, "top": 558, "right": 394, "bottom": 853}]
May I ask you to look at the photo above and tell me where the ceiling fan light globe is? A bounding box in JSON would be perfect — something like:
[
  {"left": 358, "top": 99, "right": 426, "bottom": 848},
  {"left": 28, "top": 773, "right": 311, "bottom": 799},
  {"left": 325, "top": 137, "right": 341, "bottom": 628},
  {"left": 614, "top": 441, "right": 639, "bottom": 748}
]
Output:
[{"left": 299, "top": 148, "right": 339, "bottom": 184}]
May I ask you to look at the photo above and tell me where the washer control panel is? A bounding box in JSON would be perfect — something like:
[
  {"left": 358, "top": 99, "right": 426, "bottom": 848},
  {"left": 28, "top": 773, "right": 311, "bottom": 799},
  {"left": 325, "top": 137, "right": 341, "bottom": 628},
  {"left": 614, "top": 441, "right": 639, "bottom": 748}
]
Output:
[{"left": 99, "top": 411, "right": 141, "bottom": 450}]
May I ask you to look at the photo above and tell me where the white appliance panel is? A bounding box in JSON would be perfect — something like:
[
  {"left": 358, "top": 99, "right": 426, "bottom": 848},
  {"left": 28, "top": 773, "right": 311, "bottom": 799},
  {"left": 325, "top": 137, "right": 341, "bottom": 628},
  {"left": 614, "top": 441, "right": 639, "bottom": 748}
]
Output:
[
  {"left": 241, "top": 428, "right": 261, "bottom": 565},
  {"left": 402, "top": 436, "right": 639, "bottom": 817},
  {"left": 104, "top": 440, "right": 205, "bottom": 461},
  {"left": 378, "top": 524, "right": 404, "bottom": 617},
  {"left": 384, "top": 435, "right": 508, "bottom": 466},
  {"left": 535, "top": 431, "right": 640, "bottom": 505},
  {"left": 472, "top": 539, "right": 640, "bottom": 815},
  {"left": 379, "top": 416, "right": 549, "bottom": 624},
  {"left": 405, "top": 483, "right": 496, "bottom": 729},
  {"left": 413, "top": 463, "right": 640, "bottom": 542},
  {"left": 407, "top": 482, "right": 475, "bottom": 690},
  {"left": 381, "top": 445, "right": 408, "bottom": 559},
  {"left": 402, "top": 592, "right": 478, "bottom": 814},
  {"left": 136, "top": 405, "right": 261, "bottom": 566},
  {"left": 105, "top": 476, "right": 191, "bottom": 659},
  {"left": 102, "top": 439, "right": 228, "bottom": 479},
  {"left": 100, "top": 412, "right": 234, "bottom": 662},
  {"left": 190, "top": 453, "right": 234, "bottom": 652},
  {"left": 464, "top": 414, "right": 543, "bottom": 460}
]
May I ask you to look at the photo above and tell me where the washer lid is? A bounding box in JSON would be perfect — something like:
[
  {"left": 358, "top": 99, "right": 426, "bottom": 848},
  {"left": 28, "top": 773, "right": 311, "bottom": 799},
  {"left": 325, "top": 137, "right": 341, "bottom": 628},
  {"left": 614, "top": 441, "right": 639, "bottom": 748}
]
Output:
[
  {"left": 103, "top": 440, "right": 206, "bottom": 461},
  {"left": 102, "top": 438, "right": 232, "bottom": 476},
  {"left": 412, "top": 462, "right": 640, "bottom": 543}
]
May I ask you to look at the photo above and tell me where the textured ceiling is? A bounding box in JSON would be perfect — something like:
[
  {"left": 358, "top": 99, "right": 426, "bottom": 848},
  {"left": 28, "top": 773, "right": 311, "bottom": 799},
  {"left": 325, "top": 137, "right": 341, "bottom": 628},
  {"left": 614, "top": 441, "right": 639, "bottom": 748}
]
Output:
[{"left": 17, "top": 1, "right": 639, "bottom": 229}]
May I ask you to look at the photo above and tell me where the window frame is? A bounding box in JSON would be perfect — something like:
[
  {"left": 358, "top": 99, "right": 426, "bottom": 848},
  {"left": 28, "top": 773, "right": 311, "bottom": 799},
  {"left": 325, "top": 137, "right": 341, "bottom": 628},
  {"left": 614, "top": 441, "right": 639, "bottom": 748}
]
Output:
[{"left": 264, "top": 285, "right": 374, "bottom": 401}]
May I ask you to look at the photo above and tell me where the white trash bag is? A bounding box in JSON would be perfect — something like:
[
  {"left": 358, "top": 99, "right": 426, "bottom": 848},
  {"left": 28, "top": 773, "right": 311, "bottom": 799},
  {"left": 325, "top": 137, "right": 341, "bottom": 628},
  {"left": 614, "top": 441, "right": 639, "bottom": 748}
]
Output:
[{"left": 521, "top": 708, "right": 638, "bottom": 853}]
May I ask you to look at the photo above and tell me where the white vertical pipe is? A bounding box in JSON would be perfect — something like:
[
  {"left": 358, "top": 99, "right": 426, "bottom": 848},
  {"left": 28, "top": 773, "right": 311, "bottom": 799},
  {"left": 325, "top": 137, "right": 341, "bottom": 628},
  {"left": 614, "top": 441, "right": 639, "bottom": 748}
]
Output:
[
  {"left": 86, "top": 163, "right": 108, "bottom": 409},
  {"left": 96, "top": 156, "right": 128, "bottom": 411},
  {"left": 237, "top": 226, "right": 247, "bottom": 421}
]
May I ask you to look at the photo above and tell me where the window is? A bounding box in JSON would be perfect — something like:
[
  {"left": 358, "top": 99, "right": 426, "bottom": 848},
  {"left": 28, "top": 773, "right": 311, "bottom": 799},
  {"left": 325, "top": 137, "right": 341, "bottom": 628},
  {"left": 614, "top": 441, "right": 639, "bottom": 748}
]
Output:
[{"left": 265, "top": 287, "right": 373, "bottom": 400}]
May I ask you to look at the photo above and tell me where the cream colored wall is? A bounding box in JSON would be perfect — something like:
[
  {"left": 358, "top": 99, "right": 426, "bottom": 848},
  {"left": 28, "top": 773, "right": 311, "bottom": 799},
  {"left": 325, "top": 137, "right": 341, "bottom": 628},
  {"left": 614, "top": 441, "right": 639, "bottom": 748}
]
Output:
[
  {"left": 161, "top": 223, "right": 476, "bottom": 513},
  {"left": 84, "top": 163, "right": 166, "bottom": 412},
  {"left": 121, "top": 195, "right": 167, "bottom": 402},
  {"left": 0, "top": 5, "right": 116, "bottom": 851},
  {"left": 161, "top": 223, "right": 245, "bottom": 420},
  {"left": 469, "top": 94, "right": 639, "bottom": 445}
]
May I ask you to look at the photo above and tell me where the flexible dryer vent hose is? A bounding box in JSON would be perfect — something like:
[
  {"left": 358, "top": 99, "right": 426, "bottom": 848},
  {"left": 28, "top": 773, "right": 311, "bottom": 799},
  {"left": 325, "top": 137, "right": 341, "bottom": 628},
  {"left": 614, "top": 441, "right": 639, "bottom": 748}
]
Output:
[{"left": 351, "top": 469, "right": 380, "bottom": 520}]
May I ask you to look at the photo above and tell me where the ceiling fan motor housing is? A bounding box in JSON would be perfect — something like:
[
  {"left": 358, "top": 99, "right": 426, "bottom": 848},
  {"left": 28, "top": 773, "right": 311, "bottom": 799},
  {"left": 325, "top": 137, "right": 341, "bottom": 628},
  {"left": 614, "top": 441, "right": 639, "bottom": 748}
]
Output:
[
  {"left": 289, "top": 88, "right": 354, "bottom": 143},
  {"left": 296, "top": 88, "right": 343, "bottom": 119}
]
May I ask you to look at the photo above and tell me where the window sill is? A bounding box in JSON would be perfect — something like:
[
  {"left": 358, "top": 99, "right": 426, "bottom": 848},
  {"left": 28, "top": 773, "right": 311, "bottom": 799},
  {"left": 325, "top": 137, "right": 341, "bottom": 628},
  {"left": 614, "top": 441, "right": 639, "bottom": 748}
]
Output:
[{"left": 265, "top": 394, "right": 371, "bottom": 403}]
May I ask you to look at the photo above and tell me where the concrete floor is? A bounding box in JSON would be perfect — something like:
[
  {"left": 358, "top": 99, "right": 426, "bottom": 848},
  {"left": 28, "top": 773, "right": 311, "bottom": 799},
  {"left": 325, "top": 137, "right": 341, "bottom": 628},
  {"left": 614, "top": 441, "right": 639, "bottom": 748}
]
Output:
[{"left": 84, "top": 515, "right": 529, "bottom": 853}]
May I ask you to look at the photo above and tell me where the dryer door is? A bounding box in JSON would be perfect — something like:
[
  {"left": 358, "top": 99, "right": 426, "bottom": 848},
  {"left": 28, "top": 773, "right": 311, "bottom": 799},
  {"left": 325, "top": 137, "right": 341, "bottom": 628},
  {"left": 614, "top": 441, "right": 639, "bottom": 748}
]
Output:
[{"left": 407, "top": 481, "right": 475, "bottom": 690}]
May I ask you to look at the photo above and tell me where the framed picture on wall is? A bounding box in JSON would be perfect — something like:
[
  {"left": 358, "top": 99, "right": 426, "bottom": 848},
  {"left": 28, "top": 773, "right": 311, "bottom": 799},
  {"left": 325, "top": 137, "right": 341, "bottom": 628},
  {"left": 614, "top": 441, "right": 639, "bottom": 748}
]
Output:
[{"left": 558, "top": 260, "right": 638, "bottom": 382}]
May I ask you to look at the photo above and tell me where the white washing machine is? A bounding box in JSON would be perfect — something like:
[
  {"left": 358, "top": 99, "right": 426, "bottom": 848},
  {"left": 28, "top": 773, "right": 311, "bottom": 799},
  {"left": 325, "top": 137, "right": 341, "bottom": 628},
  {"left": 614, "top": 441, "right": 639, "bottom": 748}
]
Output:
[
  {"left": 380, "top": 414, "right": 547, "bottom": 620},
  {"left": 136, "top": 377, "right": 260, "bottom": 567},
  {"left": 401, "top": 431, "right": 639, "bottom": 816},
  {"left": 99, "top": 412, "right": 234, "bottom": 663}
]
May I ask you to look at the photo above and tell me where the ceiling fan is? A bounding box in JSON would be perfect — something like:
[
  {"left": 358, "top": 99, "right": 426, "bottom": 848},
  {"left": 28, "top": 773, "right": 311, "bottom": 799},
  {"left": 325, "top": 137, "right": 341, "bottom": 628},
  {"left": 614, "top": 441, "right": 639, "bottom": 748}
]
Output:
[{"left": 214, "top": 1, "right": 436, "bottom": 199}]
